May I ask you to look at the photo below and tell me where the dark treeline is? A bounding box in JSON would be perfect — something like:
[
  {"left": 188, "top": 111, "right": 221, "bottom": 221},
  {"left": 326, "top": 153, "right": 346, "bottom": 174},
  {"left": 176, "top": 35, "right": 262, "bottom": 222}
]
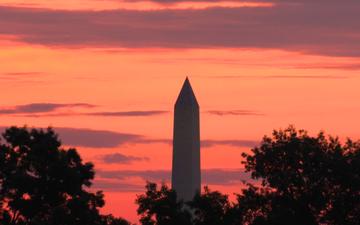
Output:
[
  {"left": 1, "top": 126, "right": 360, "bottom": 225},
  {"left": 0, "top": 127, "right": 130, "bottom": 225}
]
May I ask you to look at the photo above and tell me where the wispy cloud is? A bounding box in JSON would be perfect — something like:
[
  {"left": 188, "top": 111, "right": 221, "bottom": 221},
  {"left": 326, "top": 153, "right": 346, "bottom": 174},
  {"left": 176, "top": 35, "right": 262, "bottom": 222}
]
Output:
[
  {"left": 97, "top": 170, "right": 170, "bottom": 182},
  {"left": 134, "top": 138, "right": 172, "bottom": 145},
  {"left": 293, "top": 63, "right": 360, "bottom": 71},
  {"left": 19, "top": 103, "right": 93, "bottom": 113},
  {"left": 0, "top": 127, "right": 260, "bottom": 149},
  {"left": 208, "top": 75, "right": 349, "bottom": 79},
  {"left": 0, "top": 126, "right": 257, "bottom": 148},
  {"left": 264, "top": 75, "right": 348, "bottom": 79},
  {"left": 202, "top": 139, "right": 259, "bottom": 148},
  {"left": 16, "top": 110, "right": 168, "bottom": 117},
  {"left": 0, "top": 72, "right": 44, "bottom": 83},
  {"left": 2, "top": 72, "right": 43, "bottom": 76},
  {"left": 0, "top": 103, "right": 95, "bottom": 115},
  {"left": 0, "top": 126, "right": 141, "bottom": 148},
  {"left": 92, "top": 168, "right": 251, "bottom": 192},
  {"left": 91, "top": 179, "right": 144, "bottom": 192},
  {"left": 96, "top": 168, "right": 250, "bottom": 189},
  {"left": 202, "top": 168, "right": 250, "bottom": 185},
  {"left": 124, "top": 138, "right": 258, "bottom": 148},
  {"left": 55, "top": 127, "right": 141, "bottom": 148},
  {"left": 207, "top": 110, "right": 264, "bottom": 116},
  {"left": 0, "top": 2, "right": 360, "bottom": 57},
  {"left": 0, "top": 103, "right": 168, "bottom": 118},
  {"left": 99, "top": 153, "right": 149, "bottom": 164},
  {"left": 85, "top": 110, "right": 169, "bottom": 117}
]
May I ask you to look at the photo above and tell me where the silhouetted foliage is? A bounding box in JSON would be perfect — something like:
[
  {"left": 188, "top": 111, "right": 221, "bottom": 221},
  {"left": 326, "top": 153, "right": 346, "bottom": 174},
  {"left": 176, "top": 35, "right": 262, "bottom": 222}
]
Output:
[
  {"left": 0, "top": 126, "right": 130, "bottom": 225},
  {"left": 189, "top": 186, "right": 238, "bottom": 225},
  {"left": 137, "top": 126, "right": 360, "bottom": 225},
  {"left": 136, "top": 182, "right": 192, "bottom": 225},
  {"left": 231, "top": 184, "right": 272, "bottom": 225},
  {"left": 102, "top": 214, "right": 132, "bottom": 225},
  {"left": 3, "top": 125, "right": 358, "bottom": 225},
  {"left": 137, "top": 183, "right": 244, "bottom": 225},
  {"left": 242, "top": 125, "right": 360, "bottom": 225}
]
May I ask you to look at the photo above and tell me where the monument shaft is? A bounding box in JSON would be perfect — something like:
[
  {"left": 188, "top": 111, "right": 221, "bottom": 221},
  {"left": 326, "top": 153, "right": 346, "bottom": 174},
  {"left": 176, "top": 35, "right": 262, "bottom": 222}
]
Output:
[{"left": 172, "top": 78, "right": 201, "bottom": 201}]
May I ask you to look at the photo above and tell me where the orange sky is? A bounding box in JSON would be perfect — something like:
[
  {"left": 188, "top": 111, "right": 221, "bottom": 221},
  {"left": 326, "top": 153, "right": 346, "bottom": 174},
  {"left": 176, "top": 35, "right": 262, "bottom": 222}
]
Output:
[{"left": 1, "top": 0, "right": 360, "bottom": 222}]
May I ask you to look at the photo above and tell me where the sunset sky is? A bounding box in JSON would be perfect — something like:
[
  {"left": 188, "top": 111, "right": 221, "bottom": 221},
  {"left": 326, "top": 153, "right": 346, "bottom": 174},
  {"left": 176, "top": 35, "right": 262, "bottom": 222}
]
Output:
[{"left": 1, "top": 0, "right": 360, "bottom": 222}]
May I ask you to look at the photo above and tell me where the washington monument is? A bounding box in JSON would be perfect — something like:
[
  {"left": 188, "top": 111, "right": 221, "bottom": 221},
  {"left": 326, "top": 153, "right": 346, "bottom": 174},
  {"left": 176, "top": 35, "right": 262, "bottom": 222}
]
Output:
[{"left": 171, "top": 77, "right": 201, "bottom": 201}]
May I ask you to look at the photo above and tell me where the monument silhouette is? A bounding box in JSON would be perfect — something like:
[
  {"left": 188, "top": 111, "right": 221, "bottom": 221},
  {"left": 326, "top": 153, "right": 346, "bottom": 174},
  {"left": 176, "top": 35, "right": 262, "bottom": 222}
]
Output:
[{"left": 171, "top": 77, "right": 201, "bottom": 201}]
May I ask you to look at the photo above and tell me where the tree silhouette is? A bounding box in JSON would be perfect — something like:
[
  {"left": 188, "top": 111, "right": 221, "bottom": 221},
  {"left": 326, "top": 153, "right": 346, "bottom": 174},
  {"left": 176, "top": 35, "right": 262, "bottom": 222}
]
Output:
[
  {"left": 136, "top": 126, "right": 360, "bottom": 225},
  {"left": 242, "top": 125, "right": 360, "bottom": 225},
  {"left": 0, "top": 126, "right": 130, "bottom": 225},
  {"left": 102, "top": 214, "right": 132, "bottom": 225},
  {"left": 5, "top": 125, "right": 358, "bottom": 225},
  {"left": 189, "top": 186, "right": 238, "bottom": 225},
  {"left": 232, "top": 184, "right": 271, "bottom": 225},
  {"left": 136, "top": 182, "right": 192, "bottom": 225}
]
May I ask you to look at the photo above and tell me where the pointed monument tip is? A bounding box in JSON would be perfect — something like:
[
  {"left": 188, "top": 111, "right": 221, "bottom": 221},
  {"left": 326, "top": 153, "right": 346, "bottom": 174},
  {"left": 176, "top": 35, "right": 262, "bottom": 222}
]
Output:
[
  {"left": 184, "top": 76, "right": 190, "bottom": 84},
  {"left": 175, "top": 76, "right": 199, "bottom": 107},
  {"left": 182, "top": 76, "right": 192, "bottom": 90}
]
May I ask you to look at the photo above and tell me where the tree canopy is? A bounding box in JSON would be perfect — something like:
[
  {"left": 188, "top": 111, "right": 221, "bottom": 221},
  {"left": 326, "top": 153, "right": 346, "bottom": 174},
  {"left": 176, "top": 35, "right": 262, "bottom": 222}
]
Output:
[
  {"left": 242, "top": 126, "right": 360, "bottom": 225},
  {"left": 0, "top": 126, "right": 130, "bottom": 225},
  {"left": 136, "top": 182, "right": 192, "bottom": 225},
  {"left": 136, "top": 126, "right": 360, "bottom": 225},
  {"left": 2, "top": 125, "right": 359, "bottom": 225}
]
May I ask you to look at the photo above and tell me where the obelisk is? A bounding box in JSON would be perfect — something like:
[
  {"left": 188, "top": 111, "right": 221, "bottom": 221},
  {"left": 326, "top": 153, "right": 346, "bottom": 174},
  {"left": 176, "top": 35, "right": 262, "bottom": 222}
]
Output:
[{"left": 172, "top": 77, "right": 201, "bottom": 201}]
